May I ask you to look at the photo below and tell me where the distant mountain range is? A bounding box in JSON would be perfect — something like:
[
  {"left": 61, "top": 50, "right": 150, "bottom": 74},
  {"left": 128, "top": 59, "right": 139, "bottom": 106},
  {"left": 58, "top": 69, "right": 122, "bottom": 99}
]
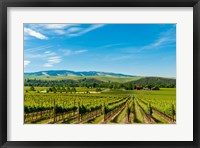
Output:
[{"left": 24, "top": 70, "right": 136, "bottom": 77}]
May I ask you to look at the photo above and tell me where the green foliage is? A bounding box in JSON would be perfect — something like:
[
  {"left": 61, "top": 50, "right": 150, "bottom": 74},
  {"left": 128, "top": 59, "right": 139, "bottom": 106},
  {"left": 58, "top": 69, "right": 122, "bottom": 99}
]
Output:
[
  {"left": 79, "top": 105, "right": 102, "bottom": 114},
  {"left": 135, "top": 88, "right": 176, "bottom": 117},
  {"left": 127, "top": 77, "right": 176, "bottom": 88},
  {"left": 55, "top": 105, "right": 77, "bottom": 114},
  {"left": 71, "top": 87, "right": 77, "bottom": 92},
  {"left": 29, "top": 86, "right": 35, "bottom": 91},
  {"left": 104, "top": 97, "right": 127, "bottom": 114},
  {"left": 24, "top": 85, "right": 176, "bottom": 124},
  {"left": 24, "top": 105, "right": 53, "bottom": 113},
  {"left": 96, "top": 88, "right": 102, "bottom": 92},
  {"left": 24, "top": 76, "right": 175, "bottom": 89}
]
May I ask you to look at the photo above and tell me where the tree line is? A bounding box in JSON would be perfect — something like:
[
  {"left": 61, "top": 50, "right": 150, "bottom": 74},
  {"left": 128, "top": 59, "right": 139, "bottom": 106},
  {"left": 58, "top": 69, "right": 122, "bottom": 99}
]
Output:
[{"left": 25, "top": 77, "right": 176, "bottom": 90}]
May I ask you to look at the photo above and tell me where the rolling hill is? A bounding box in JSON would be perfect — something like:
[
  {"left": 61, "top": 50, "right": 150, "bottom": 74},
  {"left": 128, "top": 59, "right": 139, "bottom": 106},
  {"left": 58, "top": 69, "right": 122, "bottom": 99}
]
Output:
[
  {"left": 127, "top": 77, "right": 176, "bottom": 86},
  {"left": 24, "top": 70, "right": 136, "bottom": 77},
  {"left": 24, "top": 70, "right": 176, "bottom": 85}
]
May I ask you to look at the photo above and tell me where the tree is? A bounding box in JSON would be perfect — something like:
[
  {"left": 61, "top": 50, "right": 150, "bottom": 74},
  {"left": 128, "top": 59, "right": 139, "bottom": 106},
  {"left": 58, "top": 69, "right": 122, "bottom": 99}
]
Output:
[
  {"left": 29, "top": 85, "right": 35, "bottom": 91},
  {"left": 49, "top": 87, "right": 53, "bottom": 92},
  {"left": 71, "top": 87, "right": 77, "bottom": 93},
  {"left": 113, "top": 84, "right": 119, "bottom": 89},
  {"left": 66, "top": 87, "right": 71, "bottom": 93},
  {"left": 124, "top": 83, "right": 133, "bottom": 90},
  {"left": 57, "top": 87, "right": 61, "bottom": 93},
  {"left": 61, "top": 87, "right": 66, "bottom": 93},
  {"left": 52, "top": 86, "right": 57, "bottom": 93}
]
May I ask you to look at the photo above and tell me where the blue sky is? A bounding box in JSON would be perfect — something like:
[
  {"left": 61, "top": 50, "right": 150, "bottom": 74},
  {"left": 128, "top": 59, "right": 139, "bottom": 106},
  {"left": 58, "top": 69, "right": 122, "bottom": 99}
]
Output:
[{"left": 24, "top": 24, "right": 176, "bottom": 77}]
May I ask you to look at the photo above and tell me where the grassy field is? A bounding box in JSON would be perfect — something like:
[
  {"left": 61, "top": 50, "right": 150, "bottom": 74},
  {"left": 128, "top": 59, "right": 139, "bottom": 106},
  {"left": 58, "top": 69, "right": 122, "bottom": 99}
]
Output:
[{"left": 24, "top": 75, "right": 142, "bottom": 83}]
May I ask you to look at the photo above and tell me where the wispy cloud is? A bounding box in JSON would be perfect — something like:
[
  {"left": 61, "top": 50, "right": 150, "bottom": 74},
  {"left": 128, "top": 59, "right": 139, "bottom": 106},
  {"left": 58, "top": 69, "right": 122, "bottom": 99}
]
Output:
[
  {"left": 24, "top": 60, "right": 31, "bottom": 66},
  {"left": 138, "top": 37, "right": 170, "bottom": 52},
  {"left": 67, "top": 27, "right": 82, "bottom": 33},
  {"left": 67, "top": 24, "right": 105, "bottom": 37},
  {"left": 26, "top": 51, "right": 56, "bottom": 59},
  {"left": 25, "top": 24, "right": 105, "bottom": 38},
  {"left": 130, "top": 27, "right": 176, "bottom": 53},
  {"left": 31, "top": 24, "right": 77, "bottom": 29},
  {"left": 40, "top": 24, "right": 75, "bottom": 29},
  {"left": 25, "top": 45, "right": 52, "bottom": 53},
  {"left": 27, "top": 24, "right": 79, "bottom": 36},
  {"left": 24, "top": 28, "right": 48, "bottom": 40},
  {"left": 61, "top": 49, "right": 88, "bottom": 56},
  {"left": 99, "top": 43, "right": 126, "bottom": 48},
  {"left": 104, "top": 55, "right": 132, "bottom": 62},
  {"left": 53, "top": 27, "right": 82, "bottom": 35},
  {"left": 43, "top": 56, "right": 62, "bottom": 67},
  {"left": 53, "top": 30, "right": 66, "bottom": 35}
]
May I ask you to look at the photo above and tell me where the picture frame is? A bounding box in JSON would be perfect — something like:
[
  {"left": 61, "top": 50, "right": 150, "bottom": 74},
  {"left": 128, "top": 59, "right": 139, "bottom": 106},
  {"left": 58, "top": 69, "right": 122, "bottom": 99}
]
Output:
[{"left": 0, "top": 0, "right": 200, "bottom": 147}]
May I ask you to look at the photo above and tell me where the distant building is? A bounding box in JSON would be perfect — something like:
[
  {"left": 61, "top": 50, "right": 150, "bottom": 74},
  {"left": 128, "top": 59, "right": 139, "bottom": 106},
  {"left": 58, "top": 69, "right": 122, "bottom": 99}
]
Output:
[
  {"left": 135, "top": 86, "right": 160, "bottom": 90},
  {"left": 143, "top": 87, "right": 150, "bottom": 90},
  {"left": 135, "top": 86, "right": 143, "bottom": 90},
  {"left": 151, "top": 87, "right": 160, "bottom": 90}
]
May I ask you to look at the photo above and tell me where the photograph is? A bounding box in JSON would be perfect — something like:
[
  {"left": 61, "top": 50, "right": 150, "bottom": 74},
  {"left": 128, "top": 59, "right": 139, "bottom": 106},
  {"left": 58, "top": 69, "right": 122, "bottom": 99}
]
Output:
[{"left": 24, "top": 23, "right": 176, "bottom": 124}]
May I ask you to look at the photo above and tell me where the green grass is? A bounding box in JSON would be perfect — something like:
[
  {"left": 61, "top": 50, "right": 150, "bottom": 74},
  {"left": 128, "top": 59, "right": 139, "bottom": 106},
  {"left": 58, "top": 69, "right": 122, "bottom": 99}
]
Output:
[
  {"left": 152, "top": 113, "right": 169, "bottom": 124},
  {"left": 134, "top": 100, "right": 144, "bottom": 123},
  {"left": 85, "top": 115, "right": 104, "bottom": 124},
  {"left": 111, "top": 104, "right": 127, "bottom": 123}
]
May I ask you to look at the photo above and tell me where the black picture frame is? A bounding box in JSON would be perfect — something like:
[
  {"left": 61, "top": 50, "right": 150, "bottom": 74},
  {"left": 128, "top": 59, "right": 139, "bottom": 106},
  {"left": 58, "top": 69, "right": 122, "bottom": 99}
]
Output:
[{"left": 0, "top": 0, "right": 200, "bottom": 147}]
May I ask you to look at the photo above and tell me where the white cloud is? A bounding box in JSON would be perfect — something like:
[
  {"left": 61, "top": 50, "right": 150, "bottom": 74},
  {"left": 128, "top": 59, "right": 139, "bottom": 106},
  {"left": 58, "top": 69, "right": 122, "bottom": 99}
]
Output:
[
  {"left": 24, "top": 60, "right": 31, "bottom": 66},
  {"left": 137, "top": 27, "right": 176, "bottom": 52},
  {"left": 25, "top": 45, "right": 52, "bottom": 53},
  {"left": 43, "top": 56, "right": 62, "bottom": 67},
  {"left": 48, "top": 56, "right": 62, "bottom": 63},
  {"left": 53, "top": 30, "right": 66, "bottom": 35},
  {"left": 43, "top": 63, "right": 53, "bottom": 67},
  {"left": 104, "top": 55, "right": 132, "bottom": 62},
  {"left": 53, "top": 27, "right": 82, "bottom": 35},
  {"left": 24, "top": 28, "right": 48, "bottom": 40},
  {"left": 62, "top": 49, "right": 88, "bottom": 56},
  {"left": 100, "top": 43, "right": 125, "bottom": 48},
  {"left": 141, "top": 37, "right": 169, "bottom": 50},
  {"left": 28, "top": 24, "right": 79, "bottom": 35},
  {"left": 67, "top": 24, "right": 105, "bottom": 37},
  {"left": 40, "top": 24, "right": 76, "bottom": 29},
  {"left": 151, "top": 38, "right": 167, "bottom": 47},
  {"left": 25, "top": 24, "right": 105, "bottom": 37},
  {"left": 74, "top": 50, "right": 88, "bottom": 54},
  {"left": 67, "top": 27, "right": 82, "bottom": 33},
  {"left": 27, "top": 51, "right": 56, "bottom": 59}
]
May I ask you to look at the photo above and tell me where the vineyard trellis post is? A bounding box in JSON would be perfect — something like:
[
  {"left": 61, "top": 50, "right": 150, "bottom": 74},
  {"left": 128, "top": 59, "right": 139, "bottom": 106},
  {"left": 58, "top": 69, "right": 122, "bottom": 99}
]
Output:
[{"left": 53, "top": 99, "right": 56, "bottom": 123}]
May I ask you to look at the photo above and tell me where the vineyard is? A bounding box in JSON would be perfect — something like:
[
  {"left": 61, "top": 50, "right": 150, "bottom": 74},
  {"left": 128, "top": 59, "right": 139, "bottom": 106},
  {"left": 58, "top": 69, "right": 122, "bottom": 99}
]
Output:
[{"left": 24, "top": 87, "right": 176, "bottom": 124}]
